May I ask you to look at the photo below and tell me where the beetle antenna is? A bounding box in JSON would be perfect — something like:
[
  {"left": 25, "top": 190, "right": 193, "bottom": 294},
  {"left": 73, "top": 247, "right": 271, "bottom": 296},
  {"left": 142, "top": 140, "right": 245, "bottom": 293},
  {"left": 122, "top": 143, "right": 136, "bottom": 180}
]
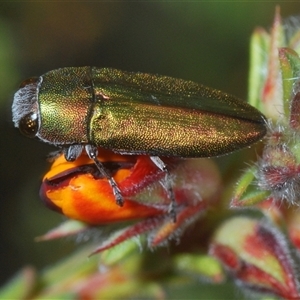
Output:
[
  {"left": 85, "top": 145, "right": 124, "bottom": 207},
  {"left": 150, "top": 156, "right": 177, "bottom": 222}
]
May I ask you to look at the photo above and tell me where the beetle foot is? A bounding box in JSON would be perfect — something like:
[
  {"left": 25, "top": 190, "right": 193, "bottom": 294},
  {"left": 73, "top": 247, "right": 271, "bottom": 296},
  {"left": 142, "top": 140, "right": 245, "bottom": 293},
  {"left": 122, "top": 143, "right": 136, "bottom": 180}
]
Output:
[
  {"left": 168, "top": 200, "right": 177, "bottom": 223},
  {"left": 112, "top": 183, "right": 124, "bottom": 207}
]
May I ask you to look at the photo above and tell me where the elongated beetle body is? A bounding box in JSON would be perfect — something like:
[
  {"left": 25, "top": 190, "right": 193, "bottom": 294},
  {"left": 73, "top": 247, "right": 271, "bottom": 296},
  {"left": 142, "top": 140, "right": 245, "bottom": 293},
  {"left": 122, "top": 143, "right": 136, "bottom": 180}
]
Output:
[{"left": 12, "top": 67, "right": 267, "bottom": 219}]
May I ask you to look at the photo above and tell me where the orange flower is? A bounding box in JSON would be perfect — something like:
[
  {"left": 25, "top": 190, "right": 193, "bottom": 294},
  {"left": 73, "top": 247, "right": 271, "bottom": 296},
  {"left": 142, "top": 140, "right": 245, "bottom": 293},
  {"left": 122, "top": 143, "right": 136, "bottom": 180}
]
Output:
[{"left": 39, "top": 148, "right": 221, "bottom": 251}]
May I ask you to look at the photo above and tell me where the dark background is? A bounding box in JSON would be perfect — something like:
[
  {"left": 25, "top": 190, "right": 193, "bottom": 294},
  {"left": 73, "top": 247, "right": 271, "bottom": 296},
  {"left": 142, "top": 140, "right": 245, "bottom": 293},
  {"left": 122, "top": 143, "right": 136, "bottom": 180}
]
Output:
[{"left": 0, "top": 1, "right": 299, "bottom": 297}]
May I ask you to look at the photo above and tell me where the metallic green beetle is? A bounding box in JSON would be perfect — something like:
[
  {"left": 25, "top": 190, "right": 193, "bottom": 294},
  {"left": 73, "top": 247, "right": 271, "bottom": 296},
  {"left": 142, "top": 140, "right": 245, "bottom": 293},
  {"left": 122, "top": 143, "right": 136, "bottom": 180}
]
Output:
[{"left": 12, "top": 67, "right": 266, "bottom": 217}]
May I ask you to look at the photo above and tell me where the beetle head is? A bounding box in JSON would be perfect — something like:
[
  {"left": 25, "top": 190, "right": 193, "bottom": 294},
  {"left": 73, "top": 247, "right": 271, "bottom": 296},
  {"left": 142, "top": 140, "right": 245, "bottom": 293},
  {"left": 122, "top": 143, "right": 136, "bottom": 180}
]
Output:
[{"left": 12, "top": 77, "right": 41, "bottom": 138}]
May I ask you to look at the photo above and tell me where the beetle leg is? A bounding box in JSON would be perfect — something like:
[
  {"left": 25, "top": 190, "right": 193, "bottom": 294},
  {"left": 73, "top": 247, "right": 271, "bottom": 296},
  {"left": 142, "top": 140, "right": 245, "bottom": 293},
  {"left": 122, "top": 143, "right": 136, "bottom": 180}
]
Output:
[
  {"left": 150, "top": 156, "right": 177, "bottom": 222},
  {"left": 64, "top": 145, "right": 84, "bottom": 161},
  {"left": 85, "top": 144, "right": 124, "bottom": 207}
]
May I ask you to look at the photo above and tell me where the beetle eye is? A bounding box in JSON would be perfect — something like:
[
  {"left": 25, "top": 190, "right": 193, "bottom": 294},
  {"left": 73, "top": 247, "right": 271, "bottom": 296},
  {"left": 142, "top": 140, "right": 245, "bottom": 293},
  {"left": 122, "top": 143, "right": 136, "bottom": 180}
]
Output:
[{"left": 19, "top": 112, "right": 38, "bottom": 138}]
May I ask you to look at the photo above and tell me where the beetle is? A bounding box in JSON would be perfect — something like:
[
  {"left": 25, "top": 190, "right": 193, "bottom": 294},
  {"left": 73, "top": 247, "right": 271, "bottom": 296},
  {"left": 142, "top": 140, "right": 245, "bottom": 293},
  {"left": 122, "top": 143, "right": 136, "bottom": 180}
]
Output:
[{"left": 12, "top": 67, "right": 267, "bottom": 219}]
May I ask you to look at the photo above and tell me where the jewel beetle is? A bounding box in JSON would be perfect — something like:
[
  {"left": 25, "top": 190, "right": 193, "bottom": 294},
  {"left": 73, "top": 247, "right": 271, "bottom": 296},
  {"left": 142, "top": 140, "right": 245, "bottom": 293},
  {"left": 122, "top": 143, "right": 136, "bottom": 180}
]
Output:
[{"left": 12, "top": 67, "right": 267, "bottom": 219}]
